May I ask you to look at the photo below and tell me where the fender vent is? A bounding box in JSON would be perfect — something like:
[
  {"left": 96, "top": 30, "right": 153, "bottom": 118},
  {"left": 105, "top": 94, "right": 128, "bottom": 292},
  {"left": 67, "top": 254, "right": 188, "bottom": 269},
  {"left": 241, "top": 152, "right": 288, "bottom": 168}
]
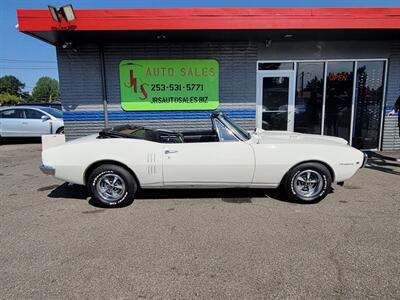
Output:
[{"left": 147, "top": 152, "right": 157, "bottom": 175}]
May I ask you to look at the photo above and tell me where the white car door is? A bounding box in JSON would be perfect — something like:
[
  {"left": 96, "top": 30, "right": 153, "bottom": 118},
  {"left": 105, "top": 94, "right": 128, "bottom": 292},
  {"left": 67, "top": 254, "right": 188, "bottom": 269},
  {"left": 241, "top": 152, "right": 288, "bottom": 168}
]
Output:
[
  {"left": 162, "top": 142, "right": 255, "bottom": 186},
  {"left": 22, "top": 109, "right": 51, "bottom": 137},
  {"left": 0, "top": 108, "right": 25, "bottom": 137},
  {"left": 162, "top": 122, "right": 255, "bottom": 186}
]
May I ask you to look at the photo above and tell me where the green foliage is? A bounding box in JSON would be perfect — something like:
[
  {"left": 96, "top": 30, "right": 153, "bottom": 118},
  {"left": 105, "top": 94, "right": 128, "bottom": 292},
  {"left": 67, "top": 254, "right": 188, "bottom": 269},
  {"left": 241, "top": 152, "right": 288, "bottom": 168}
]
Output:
[
  {"left": 20, "top": 91, "right": 33, "bottom": 102},
  {"left": 0, "top": 93, "right": 22, "bottom": 106},
  {"left": 0, "top": 75, "right": 25, "bottom": 96},
  {"left": 32, "top": 76, "right": 60, "bottom": 103}
]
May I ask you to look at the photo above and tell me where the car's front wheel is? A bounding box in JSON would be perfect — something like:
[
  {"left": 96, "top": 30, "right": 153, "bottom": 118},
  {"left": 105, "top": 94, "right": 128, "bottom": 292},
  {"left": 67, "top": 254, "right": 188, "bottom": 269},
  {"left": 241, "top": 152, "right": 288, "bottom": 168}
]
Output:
[
  {"left": 283, "top": 162, "right": 332, "bottom": 203},
  {"left": 56, "top": 127, "right": 64, "bottom": 134},
  {"left": 87, "top": 164, "right": 137, "bottom": 207}
]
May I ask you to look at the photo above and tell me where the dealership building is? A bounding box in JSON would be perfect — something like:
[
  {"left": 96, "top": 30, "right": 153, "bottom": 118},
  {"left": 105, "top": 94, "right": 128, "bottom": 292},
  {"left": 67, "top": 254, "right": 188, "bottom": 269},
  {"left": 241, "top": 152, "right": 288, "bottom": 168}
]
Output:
[{"left": 17, "top": 7, "right": 400, "bottom": 150}]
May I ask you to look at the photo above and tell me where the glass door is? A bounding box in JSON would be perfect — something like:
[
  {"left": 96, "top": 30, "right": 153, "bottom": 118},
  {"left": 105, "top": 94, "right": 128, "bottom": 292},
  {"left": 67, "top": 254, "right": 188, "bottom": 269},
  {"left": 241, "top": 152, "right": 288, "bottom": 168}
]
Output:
[
  {"left": 294, "top": 62, "right": 325, "bottom": 134},
  {"left": 257, "top": 70, "right": 295, "bottom": 131},
  {"left": 352, "top": 61, "right": 386, "bottom": 149}
]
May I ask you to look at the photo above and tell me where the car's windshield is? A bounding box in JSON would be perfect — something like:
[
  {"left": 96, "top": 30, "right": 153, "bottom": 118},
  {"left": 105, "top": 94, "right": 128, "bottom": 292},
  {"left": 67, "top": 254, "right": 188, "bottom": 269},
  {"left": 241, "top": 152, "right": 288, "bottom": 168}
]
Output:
[
  {"left": 220, "top": 114, "right": 251, "bottom": 140},
  {"left": 40, "top": 107, "right": 63, "bottom": 118}
]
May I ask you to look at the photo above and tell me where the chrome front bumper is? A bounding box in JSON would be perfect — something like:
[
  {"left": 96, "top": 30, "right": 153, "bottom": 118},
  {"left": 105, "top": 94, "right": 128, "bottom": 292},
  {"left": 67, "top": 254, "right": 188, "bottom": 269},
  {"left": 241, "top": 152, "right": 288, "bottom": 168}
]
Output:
[
  {"left": 361, "top": 153, "right": 368, "bottom": 168},
  {"left": 40, "top": 164, "right": 55, "bottom": 175}
]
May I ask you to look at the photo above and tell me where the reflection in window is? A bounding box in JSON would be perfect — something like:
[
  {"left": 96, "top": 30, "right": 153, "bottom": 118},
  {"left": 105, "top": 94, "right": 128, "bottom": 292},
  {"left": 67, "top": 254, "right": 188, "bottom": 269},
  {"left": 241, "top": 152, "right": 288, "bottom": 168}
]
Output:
[
  {"left": 294, "top": 62, "right": 324, "bottom": 134},
  {"left": 262, "top": 77, "right": 289, "bottom": 130},
  {"left": 24, "top": 109, "right": 45, "bottom": 119},
  {"left": 214, "top": 120, "right": 238, "bottom": 142},
  {"left": 324, "top": 61, "right": 354, "bottom": 142},
  {"left": 0, "top": 109, "right": 24, "bottom": 119},
  {"left": 352, "top": 61, "right": 385, "bottom": 149}
]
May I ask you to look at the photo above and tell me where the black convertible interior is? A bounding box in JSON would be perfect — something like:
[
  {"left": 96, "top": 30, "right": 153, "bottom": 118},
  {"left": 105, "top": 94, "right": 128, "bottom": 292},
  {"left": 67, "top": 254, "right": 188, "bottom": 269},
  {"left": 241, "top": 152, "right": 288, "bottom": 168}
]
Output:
[
  {"left": 97, "top": 112, "right": 250, "bottom": 143},
  {"left": 98, "top": 125, "right": 218, "bottom": 143}
]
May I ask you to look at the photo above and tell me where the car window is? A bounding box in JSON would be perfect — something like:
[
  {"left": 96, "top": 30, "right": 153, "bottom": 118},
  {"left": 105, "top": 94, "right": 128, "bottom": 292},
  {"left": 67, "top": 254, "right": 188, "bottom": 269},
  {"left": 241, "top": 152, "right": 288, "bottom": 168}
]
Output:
[
  {"left": 24, "top": 109, "right": 45, "bottom": 119},
  {"left": 0, "top": 109, "right": 24, "bottom": 119},
  {"left": 214, "top": 119, "right": 238, "bottom": 142},
  {"left": 220, "top": 114, "right": 251, "bottom": 141},
  {"left": 40, "top": 107, "right": 63, "bottom": 118}
]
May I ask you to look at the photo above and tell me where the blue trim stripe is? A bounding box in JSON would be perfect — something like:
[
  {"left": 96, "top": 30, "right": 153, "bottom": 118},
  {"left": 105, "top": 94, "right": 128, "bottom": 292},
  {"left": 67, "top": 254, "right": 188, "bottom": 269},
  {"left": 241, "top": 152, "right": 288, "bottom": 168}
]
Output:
[
  {"left": 63, "top": 109, "right": 256, "bottom": 122},
  {"left": 64, "top": 106, "right": 396, "bottom": 122}
]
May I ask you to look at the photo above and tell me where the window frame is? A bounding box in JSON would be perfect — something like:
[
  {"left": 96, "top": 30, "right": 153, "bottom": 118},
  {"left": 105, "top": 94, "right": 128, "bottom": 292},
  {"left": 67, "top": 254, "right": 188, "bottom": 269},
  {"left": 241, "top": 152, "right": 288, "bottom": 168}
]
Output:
[{"left": 213, "top": 119, "right": 239, "bottom": 142}]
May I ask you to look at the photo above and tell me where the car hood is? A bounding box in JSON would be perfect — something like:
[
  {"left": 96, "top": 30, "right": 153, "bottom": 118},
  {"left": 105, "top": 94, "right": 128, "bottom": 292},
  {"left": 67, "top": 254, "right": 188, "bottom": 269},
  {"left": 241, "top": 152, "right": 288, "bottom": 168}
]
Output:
[{"left": 252, "top": 129, "right": 349, "bottom": 146}]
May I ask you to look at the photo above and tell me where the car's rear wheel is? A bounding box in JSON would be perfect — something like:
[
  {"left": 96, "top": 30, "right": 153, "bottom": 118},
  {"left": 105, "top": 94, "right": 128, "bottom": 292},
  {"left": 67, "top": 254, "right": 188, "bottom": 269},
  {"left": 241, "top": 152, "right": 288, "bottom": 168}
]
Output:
[
  {"left": 87, "top": 164, "right": 137, "bottom": 207},
  {"left": 283, "top": 162, "right": 332, "bottom": 203}
]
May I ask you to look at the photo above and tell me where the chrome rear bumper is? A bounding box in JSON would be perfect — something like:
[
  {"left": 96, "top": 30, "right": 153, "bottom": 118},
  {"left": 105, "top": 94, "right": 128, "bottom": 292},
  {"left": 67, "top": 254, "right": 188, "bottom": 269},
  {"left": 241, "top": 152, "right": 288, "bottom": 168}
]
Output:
[{"left": 40, "top": 164, "right": 55, "bottom": 175}]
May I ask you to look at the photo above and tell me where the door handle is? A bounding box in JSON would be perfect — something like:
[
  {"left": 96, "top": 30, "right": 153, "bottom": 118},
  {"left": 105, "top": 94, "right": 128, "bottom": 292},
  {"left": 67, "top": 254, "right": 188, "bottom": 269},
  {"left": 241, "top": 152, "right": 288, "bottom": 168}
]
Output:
[
  {"left": 22, "top": 122, "right": 28, "bottom": 125},
  {"left": 165, "top": 149, "right": 178, "bottom": 154}
]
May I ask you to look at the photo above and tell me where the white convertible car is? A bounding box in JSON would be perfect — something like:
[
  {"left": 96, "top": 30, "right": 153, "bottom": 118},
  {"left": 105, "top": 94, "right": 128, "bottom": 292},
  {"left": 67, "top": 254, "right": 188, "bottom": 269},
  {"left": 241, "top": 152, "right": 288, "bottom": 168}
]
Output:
[{"left": 40, "top": 112, "right": 366, "bottom": 207}]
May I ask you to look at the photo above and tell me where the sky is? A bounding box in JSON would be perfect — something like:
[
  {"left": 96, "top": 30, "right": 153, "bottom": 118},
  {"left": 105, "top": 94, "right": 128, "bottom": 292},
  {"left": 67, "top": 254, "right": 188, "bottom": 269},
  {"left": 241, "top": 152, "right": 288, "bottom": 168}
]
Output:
[{"left": 1, "top": 0, "right": 400, "bottom": 92}]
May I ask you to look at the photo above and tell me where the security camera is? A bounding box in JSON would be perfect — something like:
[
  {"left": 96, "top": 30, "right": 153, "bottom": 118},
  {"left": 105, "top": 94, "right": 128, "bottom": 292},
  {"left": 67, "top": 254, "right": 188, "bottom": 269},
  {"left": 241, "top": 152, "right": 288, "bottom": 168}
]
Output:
[{"left": 62, "top": 42, "right": 73, "bottom": 49}]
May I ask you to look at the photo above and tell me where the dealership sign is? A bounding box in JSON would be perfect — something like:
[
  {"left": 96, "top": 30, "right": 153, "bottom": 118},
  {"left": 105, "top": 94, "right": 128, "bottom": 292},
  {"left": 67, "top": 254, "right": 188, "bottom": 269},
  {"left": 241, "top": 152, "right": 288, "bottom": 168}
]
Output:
[{"left": 119, "top": 59, "right": 219, "bottom": 111}]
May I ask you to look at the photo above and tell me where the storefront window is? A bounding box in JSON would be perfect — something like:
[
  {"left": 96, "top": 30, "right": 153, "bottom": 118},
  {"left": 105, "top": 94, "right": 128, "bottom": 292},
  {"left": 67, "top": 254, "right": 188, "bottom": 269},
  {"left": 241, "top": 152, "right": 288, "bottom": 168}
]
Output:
[
  {"left": 257, "top": 59, "right": 387, "bottom": 149},
  {"left": 258, "top": 62, "right": 294, "bottom": 70},
  {"left": 294, "top": 62, "right": 324, "bottom": 134},
  {"left": 352, "top": 61, "right": 385, "bottom": 149},
  {"left": 324, "top": 61, "right": 354, "bottom": 142}
]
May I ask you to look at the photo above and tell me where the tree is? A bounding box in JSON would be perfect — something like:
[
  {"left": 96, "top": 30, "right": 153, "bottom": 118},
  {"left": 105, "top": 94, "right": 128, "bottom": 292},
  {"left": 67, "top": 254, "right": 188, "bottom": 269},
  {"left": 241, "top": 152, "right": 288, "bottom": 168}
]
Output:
[
  {"left": 20, "top": 91, "right": 33, "bottom": 102},
  {"left": 32, "top": 77, "right": 60, "bottom": 103},
  {"left": 0, "top": 93, "right": 22, "bottom": 106},
  {"left": 0, "top": 75, "right": 25, "bottom": 96}
]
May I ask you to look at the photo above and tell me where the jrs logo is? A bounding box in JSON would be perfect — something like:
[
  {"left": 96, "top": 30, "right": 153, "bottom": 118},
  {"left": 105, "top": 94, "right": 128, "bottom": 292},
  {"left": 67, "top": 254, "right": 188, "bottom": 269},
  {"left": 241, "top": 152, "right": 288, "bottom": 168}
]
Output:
[{"left": 123, "top": 63, "right": 148, "bottom": 100}]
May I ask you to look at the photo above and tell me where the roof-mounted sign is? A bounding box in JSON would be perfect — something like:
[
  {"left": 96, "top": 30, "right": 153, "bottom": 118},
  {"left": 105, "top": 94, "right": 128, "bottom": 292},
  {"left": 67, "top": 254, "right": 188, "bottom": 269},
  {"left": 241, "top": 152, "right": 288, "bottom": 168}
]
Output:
[{"left": 119, "top": 59, "right": 219, "bottom": 111}]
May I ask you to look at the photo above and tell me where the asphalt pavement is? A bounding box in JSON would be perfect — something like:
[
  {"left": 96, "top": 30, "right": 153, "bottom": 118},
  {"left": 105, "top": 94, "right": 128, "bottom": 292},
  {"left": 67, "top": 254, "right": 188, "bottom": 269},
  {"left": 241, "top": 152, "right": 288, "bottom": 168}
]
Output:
[{"left": 1, "top": 142, "right": 400, "bottom": 299}]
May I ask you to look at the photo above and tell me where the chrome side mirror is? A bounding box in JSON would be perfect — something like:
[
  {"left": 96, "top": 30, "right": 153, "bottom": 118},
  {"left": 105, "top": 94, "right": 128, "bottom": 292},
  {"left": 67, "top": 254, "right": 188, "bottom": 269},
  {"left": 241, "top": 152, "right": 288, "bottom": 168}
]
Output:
[{"left": 41, "top": 115, "right": 50, "bottom": 121}]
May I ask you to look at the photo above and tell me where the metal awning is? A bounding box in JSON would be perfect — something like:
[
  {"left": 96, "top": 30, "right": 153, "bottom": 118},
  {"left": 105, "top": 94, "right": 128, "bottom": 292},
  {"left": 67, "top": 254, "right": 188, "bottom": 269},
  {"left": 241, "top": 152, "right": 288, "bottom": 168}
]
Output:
[{"left": 17, "top": 7, "right": 400, "bottom": 45}]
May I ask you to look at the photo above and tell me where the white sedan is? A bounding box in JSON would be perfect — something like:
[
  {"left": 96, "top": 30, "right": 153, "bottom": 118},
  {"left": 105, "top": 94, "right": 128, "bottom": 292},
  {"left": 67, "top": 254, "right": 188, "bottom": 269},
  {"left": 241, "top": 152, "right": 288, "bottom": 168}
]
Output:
[
  {"left": 40, "top": 112, "right": 366, "bottom": 207},
  {"left": 0, "top": 106, "right": 64, "bottom": 138}
]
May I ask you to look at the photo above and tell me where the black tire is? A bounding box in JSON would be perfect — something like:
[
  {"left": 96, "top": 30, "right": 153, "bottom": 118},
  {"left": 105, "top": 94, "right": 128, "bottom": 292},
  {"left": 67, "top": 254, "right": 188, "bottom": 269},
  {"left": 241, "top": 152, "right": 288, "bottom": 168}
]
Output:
[
  {"left": 283, "top": 162, "right": 332, "bottom": 203},
  {"left": 56, "top": 127, "right": 64, "bottom": 134},
  {"left": 87, "top": 164, "right": 137, "bottom": 207}
]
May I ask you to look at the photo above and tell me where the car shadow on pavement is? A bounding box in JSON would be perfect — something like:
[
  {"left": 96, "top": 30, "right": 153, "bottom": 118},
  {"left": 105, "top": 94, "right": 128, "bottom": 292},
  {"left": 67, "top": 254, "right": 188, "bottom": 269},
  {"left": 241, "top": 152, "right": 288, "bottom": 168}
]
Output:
[
  {"left": 365, "top": 151, "right": 400, "bottom": 176},
  {"left": 136, "top": 188, "right": 268, "bottom": 203},
  {"left": 47, "top": 183, "right": 89, "bottom": 200},
  {"left": 46, "top": 183, "right": 320, "bottom": 207},
  {"left": 135, "top": 188, "right": 319, "bottom": 205}
]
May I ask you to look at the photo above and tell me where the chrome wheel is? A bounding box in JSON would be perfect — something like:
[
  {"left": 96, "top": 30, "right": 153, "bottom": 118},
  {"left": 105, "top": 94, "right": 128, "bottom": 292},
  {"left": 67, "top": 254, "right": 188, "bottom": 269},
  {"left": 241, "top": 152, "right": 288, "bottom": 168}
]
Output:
[
  {"left": 95, "top": 173, "right": 126, "bottom": 202},
  {"left": 293, "top": 169, "right": 324, "bottom": 199}
]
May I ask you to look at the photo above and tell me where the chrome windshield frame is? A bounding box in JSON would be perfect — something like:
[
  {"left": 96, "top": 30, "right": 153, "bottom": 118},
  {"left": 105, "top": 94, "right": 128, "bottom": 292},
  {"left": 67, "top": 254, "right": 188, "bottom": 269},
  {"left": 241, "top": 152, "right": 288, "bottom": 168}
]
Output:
[{"left": 211, "top": 112, "right": 251, "bottom": 142}]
